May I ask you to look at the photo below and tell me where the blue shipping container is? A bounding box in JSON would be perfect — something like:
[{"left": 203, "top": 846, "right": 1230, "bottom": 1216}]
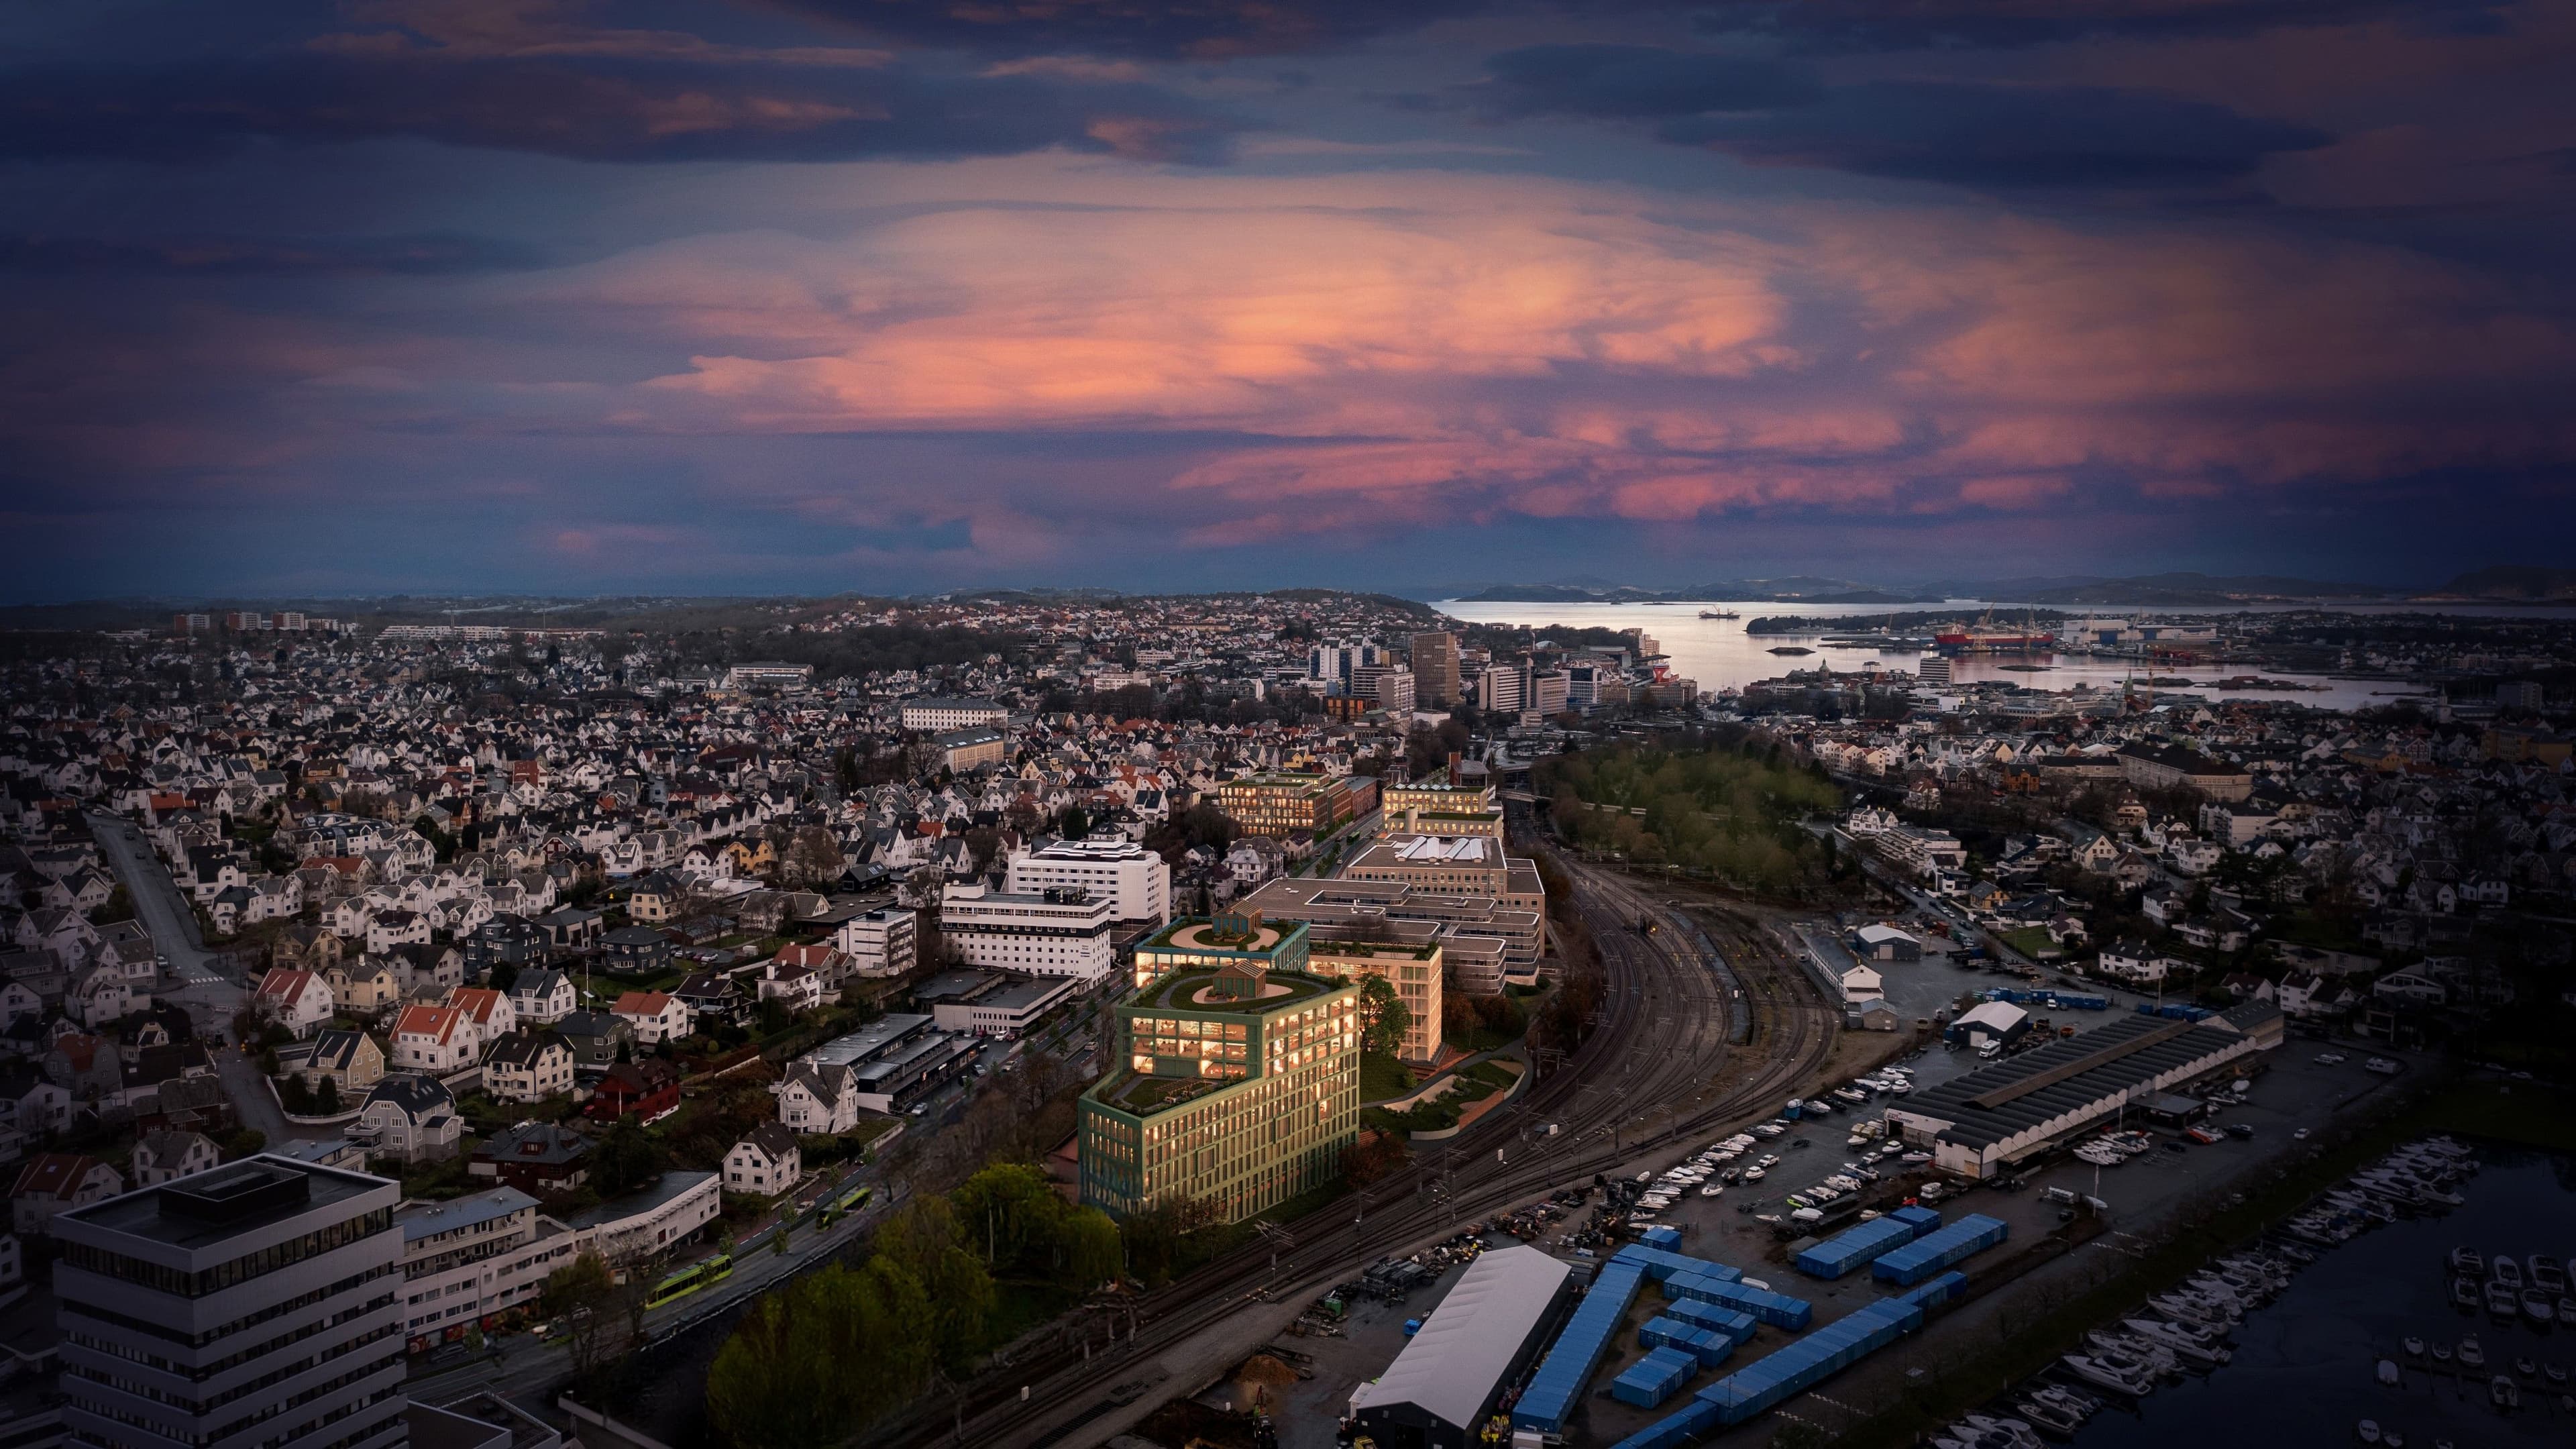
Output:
[
  {"left": 1900, "top": 1270, "right": 1970, "bottom": 1309},
  {"left": 1794, "top": 1215, "right": 1919, "bottom": 1279},
  {"left": 1511, "top": 1260, "right": 1646, "bottom": 1433},
  {"left": 1640, "top": 1317, "right": 1736, "bottom": 1368},
  {"left": 1888, "top": 1204, "right": 1943, "bottom": 1233},
  {"left": 1661, "top": 1299, "right": 1758, "bottom": 1344},
  {"left": 1872, "top": 1214, "right": 2009, "bottom": 1286},
  {"left": 1615, "top": 1244, "right": 1741, "bottom": 1285},
  {"left": 1608, "top": 1398, "right": 1725, "bottom": 1449},
  {"left": 1666, "top": 1275, "right": 1814, "bottom": 1330},
  {"left": 1640, "top": 1224, "right": 1683, "bottom": 1249},
  {"left": 1612, "top": 1346, "right": 1700, "bottom": 1408}
]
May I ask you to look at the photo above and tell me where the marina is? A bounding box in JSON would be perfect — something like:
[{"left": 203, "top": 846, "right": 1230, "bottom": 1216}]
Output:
[{"left": 2015, "top": 1140, "right": 2576, "bottom": 1449}]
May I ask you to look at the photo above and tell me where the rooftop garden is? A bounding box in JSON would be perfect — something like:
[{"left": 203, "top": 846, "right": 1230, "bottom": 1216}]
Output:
[
  {"left": 1127, "top": 967, "right": 1338, "bottom": 1014},
  {"left": 1089, "top": 1070, "right": 1224, "bottom": 1116}
]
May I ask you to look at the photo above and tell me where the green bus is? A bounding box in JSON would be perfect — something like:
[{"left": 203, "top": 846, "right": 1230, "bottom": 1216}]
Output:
[
  {"left": 817, "top": 1183, "right": 871, "bottom": 1227},
  {"left": 645, "top": 1252, "right": 735, "bottom": 1309}
]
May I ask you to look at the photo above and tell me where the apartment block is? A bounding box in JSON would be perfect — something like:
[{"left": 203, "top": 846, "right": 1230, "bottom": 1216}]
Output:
[
  {"left": 1005, "top": 837, "right": 1173, "bottom": 926},
  {"left": 938, "top": 883, "right": 1116, "bottom": 983}
]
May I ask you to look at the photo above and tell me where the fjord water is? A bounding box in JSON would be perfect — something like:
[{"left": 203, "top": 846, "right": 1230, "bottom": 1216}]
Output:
[{"left": 2076, "top": 1145, "right": 2576, "bottom": 1448}]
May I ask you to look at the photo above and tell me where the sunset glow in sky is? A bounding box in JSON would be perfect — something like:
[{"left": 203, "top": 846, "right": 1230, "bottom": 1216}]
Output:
[{"left": 5, "top": 1, "right": 2573, "bottom": 598}]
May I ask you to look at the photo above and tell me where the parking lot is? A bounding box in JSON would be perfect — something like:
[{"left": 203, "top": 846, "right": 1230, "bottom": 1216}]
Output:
[{"left": 1547, "top": 1032, "right": 2428, "bottom": 1446}]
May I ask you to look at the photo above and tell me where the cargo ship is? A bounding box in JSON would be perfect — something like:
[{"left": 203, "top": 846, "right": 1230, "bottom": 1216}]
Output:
[{"left": 1935, "top": 623, "right": 2057, "bottom": 655}]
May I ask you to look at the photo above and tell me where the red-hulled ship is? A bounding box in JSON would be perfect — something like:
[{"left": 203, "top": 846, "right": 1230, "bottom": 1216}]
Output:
[{"left": 1935, "top": 622, "right": 2057, "bottom": 655}]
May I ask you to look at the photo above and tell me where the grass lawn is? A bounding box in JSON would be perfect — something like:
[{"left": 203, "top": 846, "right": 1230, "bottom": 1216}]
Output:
[
  {"left": 1358, "top": 1051, "right": 1415, "bottom": 1104},
  {"left": 2000, "top": 927, "right": 2059, "bottom": 960}
]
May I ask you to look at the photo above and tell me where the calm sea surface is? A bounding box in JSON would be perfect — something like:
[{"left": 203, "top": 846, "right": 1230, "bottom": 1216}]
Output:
[
  {"left": 2071, "top": 1144, "right": 2576, "bottom": 1449},
  {"left": 1430, "top": 600, "right": 2576, "bottom": 712}
]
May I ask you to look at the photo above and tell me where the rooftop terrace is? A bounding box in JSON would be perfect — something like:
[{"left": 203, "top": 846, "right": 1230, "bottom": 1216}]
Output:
[{"left": 1126, "top": 967, "right": 1340, "bottom": 1015}]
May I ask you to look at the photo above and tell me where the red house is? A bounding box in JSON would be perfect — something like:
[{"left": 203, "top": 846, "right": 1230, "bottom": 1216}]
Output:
[{"left": 584, "top": 1060, "right": 681, "bottom": 1124}]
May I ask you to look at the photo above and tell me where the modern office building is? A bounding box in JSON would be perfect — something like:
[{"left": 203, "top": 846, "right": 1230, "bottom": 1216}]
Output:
[
  {"left": 1409, "top": 631, "right": 1462, "bottom": 707},
  {"left": 1525, "top": 669, "right": 1570, "bottom": 717},
  {"left": 1006, "top": 837, "right": 1173, "bottom": 926},
  {"left": 914, "top": 969, "right": 1082, "bottom": 1038},
  {"left": 1215, "top": 772, "right": 1378, "bottom": 839},
  {"left": 938, "top": 882, "right": 1116, "bottom": 983},
  {"left": 1079, "top": 915, "right": 1361, "bottom": 1223},
  {"left": 1241, "top": 875, "right": 1541, "bottom": 993},
  {"left": 1306, "top": 639, "right": 1382, "bottom": 686},
  {"left": 52, "top": 1155, "right": 409, "bottom": 1449},
  {"left": 1476, "top": 665, "right": 1524, "bottom": 714},
  {"left": 898, "top": 697, "right": 1008, "bottom": 733},
  {"left": 1379, "top": 780, "right": 1503, "bottom": 840},
  {"left": 1307, "top": 928, "right": 1445, "bottom": 1063},
  {"left": 932, "top": 726, "right": 1009, "bottom": 772}
]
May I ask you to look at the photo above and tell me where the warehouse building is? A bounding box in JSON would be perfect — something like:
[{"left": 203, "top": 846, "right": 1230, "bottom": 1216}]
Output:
[
  {"left": 1945, "top": 1000, "right": 2029, "bottom": 1049},
  {"left": 1348, "top": 1245, "right": 1572, "bottom": 1449},
  {"left": 1888, "top": 1002, "right": 2284, "bottom": 1179}
]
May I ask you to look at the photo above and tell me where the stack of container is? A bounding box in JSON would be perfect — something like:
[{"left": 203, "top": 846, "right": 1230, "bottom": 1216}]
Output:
[
  {"left": 1509, "top": 1260, "right": 1646, "bottom": 1434},
  {"left": 1887, "top": 1203, "right": 1943, "bottom": 1234},
  {"left": 1664, "top": 1274, "right": 1813, "bottom": 1330},
  {"left": 1687, "top": 1295, "right": 1926, "bottom": 1428},
  {"left": 1640, "top": 1316, "right": 1737, "bottom": 1368},
  {"left": 1660, "top": 1300, "right": 1758, "bottom": 1346},
  {"left": 1898, "top": 1269, "right": 1970, "bottom": 1309},
  {"left": 1609, "top": 1399, "right": 1727, "bottom": 1449},
  {"left": 1640, "top": 1224, "right": 1684, "bottom": 1249},
  {"left": 1792, "top": 1215, "right": 1926, "bottom": 1280},
  {"left": 1611, "top": 1346, "right": 1702, "bottom": 1407},
  {"left": 1613, "top": 1244, "right": 1739, "bottom": 1285},
  {"left": 1871, "top": 1214, "right": 2008, "bottom": 1286}
]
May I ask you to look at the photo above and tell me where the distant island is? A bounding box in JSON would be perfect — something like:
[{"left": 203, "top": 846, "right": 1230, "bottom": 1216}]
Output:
[{"left": 1443, "top": 569, "right": 2566, "bottom": 608}]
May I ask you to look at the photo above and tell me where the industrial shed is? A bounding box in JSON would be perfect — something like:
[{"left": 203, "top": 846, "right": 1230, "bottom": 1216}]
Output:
[
  {"left": 1944, "top": 1001, "right": 2029, "bottom": 1048},
  {"left": 1350, "top": 1244, "right": 1572, "bottom": 1448},
  {"left": 1888, "top": 1002, "right": 2283, "bottom": 1179}
]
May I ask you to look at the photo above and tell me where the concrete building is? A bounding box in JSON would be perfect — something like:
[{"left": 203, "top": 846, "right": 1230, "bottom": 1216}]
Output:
[
  {"left": 52, "top": 1156, "right": 408, "bottom": 1449},
  {"left": 1477, "top": 664, "right": 1524, "bottom": 714},
  {"left": 939, "top": 882, "right": 1117, "bottom": 983},
  {"left": 1240, "top": 875, "right": 1539, "bottom": 994},
  {"left": 932, "top": 726, "right": 1009, "bottom": 773},
  {"left": 1409, "top": 631, "right": 1462, "bottom": 707},
  {"left": 831, "top": 906, "right": 919, "bottom": 979},
  {"left": 394, "top": 1187, "right": 574, "bottom": 1352},
  {"left": 1378, "top": 780, "right": 1501, "bottom": 841},
  {"left": 914, "top": 969, "right": 1081, "bottom": 1038},
  {"left": 557, "top": 1171, "right": 720, "bottom": 1267},
  {"left": 1079, "top": 941, "right": 1360, "bottom": 1224},
  {"left": 899, "top": 698, "right": 1007, "bottom": 733},
  {"left": 1006, "top": 837, "right": 1173, "bottom": 927},
  {"left": 1305, "top": 929, "right": 1444, "bottom": 1063},
  {"left": 784, "top": 1014, "right": 981, "bottom": 1118},
  {"left": 2115, "top": 742, "right": 2255, "bottom": 802}
]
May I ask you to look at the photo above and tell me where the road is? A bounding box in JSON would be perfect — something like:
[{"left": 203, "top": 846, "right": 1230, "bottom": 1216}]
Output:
[{"left": 874, "top": 825, "right": 1845, "bottom": 1449}]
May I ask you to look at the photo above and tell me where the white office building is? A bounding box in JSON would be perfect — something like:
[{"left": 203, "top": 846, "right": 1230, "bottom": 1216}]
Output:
[
  {"left": 1006, "top": 837, "right": 1172, "bottom": 926},
  {"left": 53, "top": 1156, "right": 409, "bottom": 1449},
  {"left": 898, "top": 697, "right": 1008, "bottom": 732},
  {"left": 1477, "top": 665, "right": 1523, "bottom": 714},
  {"left": 938, "top": 883, "right": 1116, "bottom": 983},
  {"left": 394, "top": 1188, "right": 574, "bottom": 1352},
  {"left": 831, "top": 907, "right": 920, "bottom": 977}
]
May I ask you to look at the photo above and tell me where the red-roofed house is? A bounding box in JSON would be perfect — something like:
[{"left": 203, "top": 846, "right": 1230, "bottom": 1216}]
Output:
[
  {"left": 610, "top": 991, "right": 690, "bottom": 1045},
  {"left": 445, "top": 986, "right": 517, "bottom": 1040},
  {"left": 390, "top": 1005, "right": 478, "bottom": 1073},
  {"left": 11, "top": 1152, "right": 124, "bottom": 1235},
  {"left": 771, "top": 943, "right": 853, "bottom": 1004},
  {"left": 585, "top": 1059, "right": 681, "bottom": 1123},
  {"left": 254, "top": 969, "right": 335, "bottom": 1038}
]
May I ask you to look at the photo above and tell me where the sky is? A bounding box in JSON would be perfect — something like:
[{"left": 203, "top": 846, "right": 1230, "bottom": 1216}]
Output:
[{"left": 3, "top": 0, "right": 2573, "bottom": 601}]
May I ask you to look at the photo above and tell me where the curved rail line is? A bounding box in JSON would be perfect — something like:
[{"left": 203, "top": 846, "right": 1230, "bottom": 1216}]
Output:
[{"left": 879, "top": 853, "right": 1841, "bottom": 1449}]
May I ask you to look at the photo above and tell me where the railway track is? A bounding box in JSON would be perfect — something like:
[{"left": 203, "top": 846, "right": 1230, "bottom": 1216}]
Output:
[{"left": 879, "top": 853, "right": 1839, "bottom": 1448}]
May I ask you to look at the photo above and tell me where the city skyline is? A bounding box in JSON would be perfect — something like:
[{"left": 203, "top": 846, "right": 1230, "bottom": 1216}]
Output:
[{"left": 5, "top": 1, "right": 2573, "bottom": 600}]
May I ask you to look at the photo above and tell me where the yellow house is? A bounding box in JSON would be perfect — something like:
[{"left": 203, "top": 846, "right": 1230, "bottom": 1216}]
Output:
[{"left": 724, "top": 838, "right": 775, "bottom": 875}]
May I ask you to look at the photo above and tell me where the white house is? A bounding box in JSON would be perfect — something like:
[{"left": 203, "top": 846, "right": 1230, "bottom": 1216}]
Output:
[
  {"left": 610, "top": 991, "right": 691, "bottom": 1045},
  {"left": 252, "top": 968, "right": 336, "bottom": 1038},
  {"left": 390, "top": 1005, "right": 480, "bottom": 1074},
  {"left": 354, "top": 1074, "right": 462, "bottom": 1163},
  {"left": 775, "top": 1064, "right": 861, "bottom": 1136},
  {"left": 723, "top": 1124, "right": 802, "bottom": 1197},
  {"left": 129, "top": 1129, "right": 221, "bottom": 1186},
  {"left": 483, "top": 1031, "right": 574, "bottom": 1104},
  {"left": 509, "top": 969, "right": 578, "bottom": 1026}
]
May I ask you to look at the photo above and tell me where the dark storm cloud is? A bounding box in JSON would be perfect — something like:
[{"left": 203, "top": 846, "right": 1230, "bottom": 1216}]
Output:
[
  {"left": 0, "top": 52, "right": 1242, "bottom": 166},
  {"left": 1662, "top": 82, "right": 2331, "bottom": 188},
  {"left": 770, "top": 0, "right": 1496, "bottom": 59},
  {"left": 0, "top": 232, "right": 547, "bottom": 276},
  {"left": 1474, "top": 44, "right": 1822, "bottom": 119},
  {"left": 1691, "top": 0, "right": 2514, "bottom": 53}
]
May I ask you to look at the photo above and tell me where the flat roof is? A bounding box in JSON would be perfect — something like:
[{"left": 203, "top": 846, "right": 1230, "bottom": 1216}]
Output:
[
  {"left": 557, "top": 1171, "right": 715, "bottom": 1230},
  {"left": 800, "top": 1014, "right": 934, "bottom": 1067},
  {"left": 1126, "top": 969, "right": 1341, "bottom": 1016},
  {"left": 398, "top": 1188, "right": 537, "bottom": 1244},
  {"left": 1350, "top": 1245, "right": 1570, "bottom": 1430},
  {"left": 61, "top": 1155, "right": 392, "bottom": 1254}
]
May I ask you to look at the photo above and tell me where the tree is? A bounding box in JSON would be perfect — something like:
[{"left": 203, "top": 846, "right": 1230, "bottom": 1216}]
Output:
[
  {"left": 783, "top": 826, "right": 844, "bottom": 886},
  {"left": 1340, "top": 1129, "right": 1410, "bottom": 1187},
  {"left": 540, "top": 1252, "right": 623, "bottom": 1378},
  {"left": 315, "top": 1076, "right": 340, "bottom": 1114},
  {"left": 705, "top": 1259, "right": 934, "bottom": 1449},
  {"left": 871, "top": 1197, "right": 996, "bottom": 1371},
  {"left": 94, "top": 885, "right": 134, "bottom": 924},
  {"left": 1057, "top": 804, "right": 1090, "bottom": 840},
  {"left": 592, "top": 1119, "right": 665, "bottom": 1197},
  {"left": 1356, "top": 973, "right": 1411, "bottom": 1058}
]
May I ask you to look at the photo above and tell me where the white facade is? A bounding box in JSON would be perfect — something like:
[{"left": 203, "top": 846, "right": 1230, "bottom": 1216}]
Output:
[
  {"left": 899, "top": 697, "right": 1008, "bottom": 732},
  {"left": 939, "top": 883, "right": 1116, "bottom": 983},
  {"left": 1005, "top": 837, "right": 1172, "bottom": 926},
  {"left": 833, "top": 907, "right": 920, "bottom": 977},
  {"left": 396, "top": 1189, "right": 574, "bottom": 1346}
]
